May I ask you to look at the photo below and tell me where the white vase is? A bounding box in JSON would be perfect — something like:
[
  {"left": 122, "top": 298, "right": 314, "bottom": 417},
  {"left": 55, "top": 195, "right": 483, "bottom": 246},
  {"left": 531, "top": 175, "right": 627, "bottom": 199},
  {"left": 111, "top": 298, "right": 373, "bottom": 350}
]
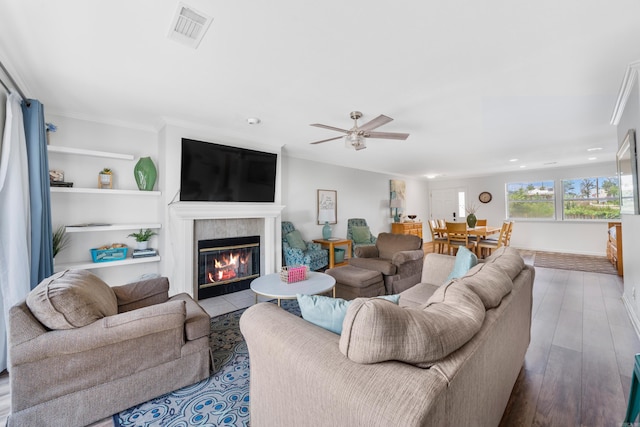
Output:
[{"left": 136, "top": 241, "right": 149, "bottom": 250}]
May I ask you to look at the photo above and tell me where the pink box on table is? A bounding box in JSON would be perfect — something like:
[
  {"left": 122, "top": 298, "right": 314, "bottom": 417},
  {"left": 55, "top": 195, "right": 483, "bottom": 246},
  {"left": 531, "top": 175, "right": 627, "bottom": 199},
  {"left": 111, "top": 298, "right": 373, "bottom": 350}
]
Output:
[{"left": 280, "top": 266, "right": 308, "bottom": 283}]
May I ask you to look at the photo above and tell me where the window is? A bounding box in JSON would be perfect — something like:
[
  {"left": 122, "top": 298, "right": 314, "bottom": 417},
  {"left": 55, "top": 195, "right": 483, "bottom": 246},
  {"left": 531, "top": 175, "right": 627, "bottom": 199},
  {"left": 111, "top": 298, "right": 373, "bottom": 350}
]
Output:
[
  {"left": 562, "top": 176, "right": 620, "bottom": 220},
  {"left": 506, "top": 181, "right": 555, "bottom": 219}
]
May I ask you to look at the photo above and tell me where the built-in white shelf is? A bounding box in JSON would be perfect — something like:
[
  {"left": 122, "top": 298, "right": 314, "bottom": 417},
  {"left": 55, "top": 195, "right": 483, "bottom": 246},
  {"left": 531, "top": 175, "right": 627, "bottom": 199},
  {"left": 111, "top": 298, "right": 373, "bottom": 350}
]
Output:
[
  {"left": 47, "top": 145, "right": 134, "bottom": 160},
  {"left": 50, "top": 187, "right": 161, "bottom": 196},
  {"left": 54, "top": 256, "right": 161, "bottom": 272},
  {"left": 65, "top": 223, "right": 162, "bottom": 233}
]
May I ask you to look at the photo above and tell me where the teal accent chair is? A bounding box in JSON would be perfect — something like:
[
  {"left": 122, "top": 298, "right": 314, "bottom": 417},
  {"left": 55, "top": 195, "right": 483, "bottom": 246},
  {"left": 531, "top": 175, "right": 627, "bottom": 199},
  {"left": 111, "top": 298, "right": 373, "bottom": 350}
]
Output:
[
  {"left": 347, "top": 218, "right": 377, "bottom": 257},
  {"left": 282, "top": 221, "right": 328, "bottom": 271}
]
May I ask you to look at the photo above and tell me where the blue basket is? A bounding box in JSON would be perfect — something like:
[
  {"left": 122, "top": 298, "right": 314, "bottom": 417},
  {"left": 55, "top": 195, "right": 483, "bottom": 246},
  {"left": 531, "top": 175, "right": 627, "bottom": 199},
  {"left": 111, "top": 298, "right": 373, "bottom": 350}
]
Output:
[{"left": 90, "top": 247, "right": 128, "bottom": 263}]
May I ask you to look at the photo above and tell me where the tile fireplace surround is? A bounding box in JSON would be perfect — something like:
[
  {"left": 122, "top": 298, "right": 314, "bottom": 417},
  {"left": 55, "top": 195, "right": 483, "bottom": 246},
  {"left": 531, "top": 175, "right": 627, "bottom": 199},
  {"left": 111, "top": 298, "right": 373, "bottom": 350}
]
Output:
[{"left": 168, "top": 203, "right": 285, "bottom": 299}]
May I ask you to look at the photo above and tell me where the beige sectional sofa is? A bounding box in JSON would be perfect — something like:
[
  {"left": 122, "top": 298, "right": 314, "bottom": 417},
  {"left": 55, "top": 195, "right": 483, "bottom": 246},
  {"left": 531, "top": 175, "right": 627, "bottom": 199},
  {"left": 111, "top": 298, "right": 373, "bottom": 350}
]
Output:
[{"left": 240, "top": 246, "right": 534, "bottom": 426}]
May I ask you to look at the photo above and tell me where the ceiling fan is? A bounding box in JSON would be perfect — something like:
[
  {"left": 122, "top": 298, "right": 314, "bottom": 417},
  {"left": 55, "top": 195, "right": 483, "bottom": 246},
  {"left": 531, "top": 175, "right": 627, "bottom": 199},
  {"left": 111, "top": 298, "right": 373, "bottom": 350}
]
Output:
[{"left": 310, "top": 111, "right": 409, "bottom": 151}]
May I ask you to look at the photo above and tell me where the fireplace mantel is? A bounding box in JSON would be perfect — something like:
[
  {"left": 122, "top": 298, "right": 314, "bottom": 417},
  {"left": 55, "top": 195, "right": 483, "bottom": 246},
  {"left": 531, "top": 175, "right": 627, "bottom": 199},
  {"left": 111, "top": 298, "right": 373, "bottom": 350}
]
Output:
[{"left": 168, "top": 202, "right": 285, "bottom": 298}]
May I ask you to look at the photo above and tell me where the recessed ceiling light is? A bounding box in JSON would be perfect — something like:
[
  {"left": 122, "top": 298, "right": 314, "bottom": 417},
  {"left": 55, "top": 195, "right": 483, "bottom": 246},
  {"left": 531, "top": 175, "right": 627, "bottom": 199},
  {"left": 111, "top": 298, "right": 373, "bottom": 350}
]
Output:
[
  {"left": 509, "top": 158, "right": 518, "bottom": 162},
  {"left": 425, "top": 174, "right": 439, "bottom": 179},
  {"left": 588, "top": 157, "right": 597, "bottom": 161},
  {"left": 519, "top": 165, "right": 527, "bottom": 168},
  {"left": 587, "top": 147, "right": 603, "bottom": 152},
  {"left": 247, "top": 117, "right": 261, "bottom": 125},
  {"left": 543, "top": 161, "right": 558, "bottom": 165}
]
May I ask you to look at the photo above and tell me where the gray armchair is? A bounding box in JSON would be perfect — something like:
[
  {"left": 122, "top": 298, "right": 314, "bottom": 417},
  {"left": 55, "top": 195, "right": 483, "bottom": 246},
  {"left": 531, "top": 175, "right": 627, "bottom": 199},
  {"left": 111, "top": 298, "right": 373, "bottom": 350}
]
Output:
[
  {"left": 348, "top": 232, "right": 424, "bottom": 294},
  {"left": 8, "top": 270, "right": 212, "bottom": 427},
  {"left": 347, "top": 218, "right": 377, "bottom": 257}
]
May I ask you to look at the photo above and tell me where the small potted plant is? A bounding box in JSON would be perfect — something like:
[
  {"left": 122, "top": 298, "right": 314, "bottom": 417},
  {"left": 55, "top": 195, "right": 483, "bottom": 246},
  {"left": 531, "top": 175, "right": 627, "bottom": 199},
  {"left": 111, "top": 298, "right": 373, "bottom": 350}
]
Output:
[
  {"left": 52, "top": 225, "right": 70, "bottom": 259},
  {"left": 127, "top": 228, "right": 157, "bottom": 250}
]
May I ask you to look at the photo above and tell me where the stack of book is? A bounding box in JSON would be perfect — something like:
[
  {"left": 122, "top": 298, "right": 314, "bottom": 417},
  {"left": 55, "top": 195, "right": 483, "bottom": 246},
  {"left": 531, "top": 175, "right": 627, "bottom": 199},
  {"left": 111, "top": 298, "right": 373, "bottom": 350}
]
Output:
[{"left": 132, "top": 248, "right": 158, "bottom": 258}]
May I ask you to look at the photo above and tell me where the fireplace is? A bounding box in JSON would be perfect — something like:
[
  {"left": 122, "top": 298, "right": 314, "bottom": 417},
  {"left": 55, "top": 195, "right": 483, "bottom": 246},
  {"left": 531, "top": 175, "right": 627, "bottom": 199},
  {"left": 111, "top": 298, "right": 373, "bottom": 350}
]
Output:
[{"left": 197, "top": 235, "right": 260, "bottom": 300}]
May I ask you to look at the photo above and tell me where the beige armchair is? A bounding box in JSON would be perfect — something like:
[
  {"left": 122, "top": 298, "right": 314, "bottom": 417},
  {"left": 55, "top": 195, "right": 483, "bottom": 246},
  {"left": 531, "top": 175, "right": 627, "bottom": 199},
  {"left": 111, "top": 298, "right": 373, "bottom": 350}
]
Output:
[
  {"left": 348, "top": 232, "right": 424, "bottom": 294},
  {"left": 8, "top": 270, "right": 212, "bottom": 427}
]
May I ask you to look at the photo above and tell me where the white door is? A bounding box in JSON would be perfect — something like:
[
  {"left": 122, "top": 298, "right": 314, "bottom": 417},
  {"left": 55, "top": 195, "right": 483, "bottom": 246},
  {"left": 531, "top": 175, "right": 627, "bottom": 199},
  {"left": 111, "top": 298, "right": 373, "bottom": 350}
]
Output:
[{"left": 431, "top": 188, "right": 465, "bottom": 222}]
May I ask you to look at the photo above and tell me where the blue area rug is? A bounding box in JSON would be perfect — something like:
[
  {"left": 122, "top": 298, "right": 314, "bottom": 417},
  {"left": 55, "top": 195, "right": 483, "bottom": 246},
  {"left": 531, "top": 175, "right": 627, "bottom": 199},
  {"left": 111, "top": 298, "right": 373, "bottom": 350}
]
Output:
[{"left": 113, "top": 300, "right": 301, "bottom": 427}]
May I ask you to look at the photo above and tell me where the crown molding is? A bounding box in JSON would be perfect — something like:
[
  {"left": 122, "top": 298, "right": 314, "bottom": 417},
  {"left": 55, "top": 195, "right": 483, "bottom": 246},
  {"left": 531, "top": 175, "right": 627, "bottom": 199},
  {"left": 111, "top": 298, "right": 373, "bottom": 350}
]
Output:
[{"left": 611, "top": 59, "right": 640, "bottom": 125}]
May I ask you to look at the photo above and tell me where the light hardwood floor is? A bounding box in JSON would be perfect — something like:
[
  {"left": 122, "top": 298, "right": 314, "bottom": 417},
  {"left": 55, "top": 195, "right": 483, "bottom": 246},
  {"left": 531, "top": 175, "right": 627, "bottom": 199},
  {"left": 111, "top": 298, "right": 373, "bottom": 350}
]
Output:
[{"left": 1, "top": 245, "right": 638, "bottom": 426}]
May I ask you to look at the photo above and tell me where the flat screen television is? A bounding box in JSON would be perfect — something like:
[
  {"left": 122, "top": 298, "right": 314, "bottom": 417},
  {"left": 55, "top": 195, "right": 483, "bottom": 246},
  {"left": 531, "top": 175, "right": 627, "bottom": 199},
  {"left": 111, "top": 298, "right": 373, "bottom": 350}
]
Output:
[{"left": 180, "top": 138, "right": 277, "bottom": 202}]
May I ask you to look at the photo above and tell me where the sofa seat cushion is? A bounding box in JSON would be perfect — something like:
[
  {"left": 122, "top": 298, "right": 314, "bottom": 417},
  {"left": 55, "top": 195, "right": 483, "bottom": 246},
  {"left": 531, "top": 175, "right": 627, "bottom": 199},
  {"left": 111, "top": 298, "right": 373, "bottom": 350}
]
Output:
[
  {"left": 484, "top": 246, "right": 525, "bottom": 280},
  {"left": 348, "top": 257, "right": 397, "bottom": 275},
  {"left": 456, "top": 263, "right": 513, "bottom": 309},
  {"left": 398, "top": 282, "right": 439, "bottom": 308},
  {"left": 339, "top": 282, "right": 485, "bottom": 366},
  {"left": 27, "top": 270, "right": 118, "bottom": 330}
]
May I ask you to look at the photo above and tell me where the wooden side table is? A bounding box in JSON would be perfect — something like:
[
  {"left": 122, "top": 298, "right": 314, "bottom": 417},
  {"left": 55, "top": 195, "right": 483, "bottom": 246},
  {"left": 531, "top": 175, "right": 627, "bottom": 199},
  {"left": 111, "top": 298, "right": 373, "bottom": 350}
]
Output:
[
  {"left": 391, "top": 222, "right": 423, "bottom": 239},
  {"left": 312, "top": 238, "right": 353, "bottom": 269}
]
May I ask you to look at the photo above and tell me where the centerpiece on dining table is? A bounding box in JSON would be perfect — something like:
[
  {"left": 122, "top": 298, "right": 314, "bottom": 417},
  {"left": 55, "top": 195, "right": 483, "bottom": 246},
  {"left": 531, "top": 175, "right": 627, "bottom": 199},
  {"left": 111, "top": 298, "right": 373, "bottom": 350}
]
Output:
[{"left": 465, "top": 203, "right": 479, "bottom": 228}]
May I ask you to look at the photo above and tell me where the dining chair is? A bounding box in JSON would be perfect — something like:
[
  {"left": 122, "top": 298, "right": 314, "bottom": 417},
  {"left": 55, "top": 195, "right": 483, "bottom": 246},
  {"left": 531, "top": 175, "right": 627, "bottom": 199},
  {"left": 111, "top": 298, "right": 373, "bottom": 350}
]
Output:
[
  {"left": 445, "top": 222, "right": 476, "bottom": 255},
  {"left": 428, "top": 219, "right": 447, "bottom": 254},
  {"left": 476, "top": 219, "right": 487, "bottom": 226},
  {"left": 476, "top": 221, "right": 509, "bottom": 258},
  {"left": 505, "top": 221, "right": 514, "bottom": 246}
]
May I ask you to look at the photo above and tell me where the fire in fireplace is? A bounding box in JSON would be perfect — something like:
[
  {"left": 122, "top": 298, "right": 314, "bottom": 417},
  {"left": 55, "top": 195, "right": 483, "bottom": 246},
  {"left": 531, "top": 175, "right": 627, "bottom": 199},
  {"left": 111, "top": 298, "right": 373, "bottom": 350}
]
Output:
[{"left": 197, "top": 236, "right": 260, "bottom": 300}]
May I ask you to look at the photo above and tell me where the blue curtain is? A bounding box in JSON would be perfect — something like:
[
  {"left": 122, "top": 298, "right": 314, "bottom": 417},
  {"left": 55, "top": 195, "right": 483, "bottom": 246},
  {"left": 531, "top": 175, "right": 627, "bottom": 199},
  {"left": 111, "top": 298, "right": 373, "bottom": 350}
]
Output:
[{"left": 21, "top": 99, "right": 53, "bottom": 288}]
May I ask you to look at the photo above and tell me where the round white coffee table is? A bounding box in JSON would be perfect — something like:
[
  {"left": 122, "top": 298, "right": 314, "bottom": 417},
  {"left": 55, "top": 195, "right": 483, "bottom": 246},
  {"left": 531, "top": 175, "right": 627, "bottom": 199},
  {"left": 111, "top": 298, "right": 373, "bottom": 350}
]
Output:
[{"left": 251, "top": 271, "right": 336, "bottom": 306}]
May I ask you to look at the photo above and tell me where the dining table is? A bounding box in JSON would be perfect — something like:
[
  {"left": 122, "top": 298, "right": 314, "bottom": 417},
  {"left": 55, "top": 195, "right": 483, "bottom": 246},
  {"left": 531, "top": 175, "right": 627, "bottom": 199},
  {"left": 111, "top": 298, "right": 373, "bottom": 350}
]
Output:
[{"left": 435, "top": 225, "right": 502, "bottom": 255}]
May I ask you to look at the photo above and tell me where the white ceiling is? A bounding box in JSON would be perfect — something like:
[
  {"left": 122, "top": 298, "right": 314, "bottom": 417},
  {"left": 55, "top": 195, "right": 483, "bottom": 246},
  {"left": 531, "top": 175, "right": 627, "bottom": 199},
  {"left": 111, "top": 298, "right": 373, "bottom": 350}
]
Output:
[{"left": 2, "top": 0, "right": 640, "bottom": 180}]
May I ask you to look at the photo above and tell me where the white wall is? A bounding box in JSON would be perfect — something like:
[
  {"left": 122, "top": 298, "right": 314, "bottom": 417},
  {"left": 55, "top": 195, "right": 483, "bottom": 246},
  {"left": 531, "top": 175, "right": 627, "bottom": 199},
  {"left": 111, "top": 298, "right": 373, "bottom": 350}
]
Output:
[
  {"left": 281, "top": 155, "right": 429, "bottom": 241},
  {"left": 427, "top": 162, "right": 618, "bottom": 255}
]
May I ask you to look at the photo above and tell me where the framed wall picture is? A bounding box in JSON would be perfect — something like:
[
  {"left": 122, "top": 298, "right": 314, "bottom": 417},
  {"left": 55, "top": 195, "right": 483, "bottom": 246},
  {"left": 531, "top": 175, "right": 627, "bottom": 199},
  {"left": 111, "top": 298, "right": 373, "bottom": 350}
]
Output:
[
  {"left": 390, "top": 179, "right": 406, "bottom": 218},
  {"left": 317, "top": 189, "right": 337, "bottom": 224}
]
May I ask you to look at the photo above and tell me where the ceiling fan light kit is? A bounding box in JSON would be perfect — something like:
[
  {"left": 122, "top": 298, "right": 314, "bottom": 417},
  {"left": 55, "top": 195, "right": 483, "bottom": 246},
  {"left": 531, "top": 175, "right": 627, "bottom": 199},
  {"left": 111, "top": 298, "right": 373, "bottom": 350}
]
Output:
[
  {"left": 310, "top": 111, "right": 409, "bottom": 151},
  {"left": 345, "top": 133, "right": 367, "bottom": 150}
]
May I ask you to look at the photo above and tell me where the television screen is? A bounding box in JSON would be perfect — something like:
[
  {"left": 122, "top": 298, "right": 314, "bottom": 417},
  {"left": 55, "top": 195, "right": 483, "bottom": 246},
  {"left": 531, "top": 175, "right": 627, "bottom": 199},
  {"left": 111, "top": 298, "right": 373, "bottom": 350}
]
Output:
[{"left": 180, "top": 138, "right": 277, "bottom": 202}]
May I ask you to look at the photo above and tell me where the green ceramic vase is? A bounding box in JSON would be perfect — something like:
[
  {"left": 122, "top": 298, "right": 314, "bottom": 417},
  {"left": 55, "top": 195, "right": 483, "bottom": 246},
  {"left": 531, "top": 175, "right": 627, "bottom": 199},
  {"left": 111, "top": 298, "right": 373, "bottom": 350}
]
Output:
[
  {"left": 134, "top": 157, "right": 157, "bottom": 191},
  {"left": 466, "top": 213, "right": 477, "bottom": 228}
]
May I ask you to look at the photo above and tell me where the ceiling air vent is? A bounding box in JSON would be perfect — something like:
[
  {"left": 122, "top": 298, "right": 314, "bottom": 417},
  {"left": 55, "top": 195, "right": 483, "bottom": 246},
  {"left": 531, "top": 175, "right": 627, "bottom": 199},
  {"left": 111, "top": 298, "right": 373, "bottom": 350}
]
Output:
[{"left": 167, "top": 2, "right": 213, "bottom": 49}]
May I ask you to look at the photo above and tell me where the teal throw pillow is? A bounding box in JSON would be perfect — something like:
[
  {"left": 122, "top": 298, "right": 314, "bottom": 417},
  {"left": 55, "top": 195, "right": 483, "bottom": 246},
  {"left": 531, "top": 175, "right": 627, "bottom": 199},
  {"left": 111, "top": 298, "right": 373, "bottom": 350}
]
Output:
[
  {"left": 445, "top": 246, "right": 478, "bottom": 282},
  {"left": 285, "top": 230, "right": 307, "bottom": 251},
  {"left": 296, "top": 293, "right": 400, "bottom": 334},
  {"left": 351, "top": 226, "right": 372, "bottom": 244}
]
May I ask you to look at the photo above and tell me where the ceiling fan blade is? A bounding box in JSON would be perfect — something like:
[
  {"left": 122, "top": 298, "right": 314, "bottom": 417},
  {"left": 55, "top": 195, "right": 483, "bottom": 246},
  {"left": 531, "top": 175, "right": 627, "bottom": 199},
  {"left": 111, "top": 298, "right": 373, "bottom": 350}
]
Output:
[
  {"left": 310, "top": 123, "right": 350, "bottom": 133},
  {"left": 310, "top": 135, "right": 344, "bottom": 145},
  {"left": 358, "top": 115, "right": 393, "bottom": 132},
  {"left": 365, "top": 131, "right": 410, "bottom": 140}
]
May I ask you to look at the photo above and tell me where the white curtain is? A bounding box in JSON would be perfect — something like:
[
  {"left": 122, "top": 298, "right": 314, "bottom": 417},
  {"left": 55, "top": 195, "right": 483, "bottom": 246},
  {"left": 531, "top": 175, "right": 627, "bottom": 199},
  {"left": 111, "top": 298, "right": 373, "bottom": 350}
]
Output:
[{"left": 0, "top": 93, "right": 31, "bottom": 372}]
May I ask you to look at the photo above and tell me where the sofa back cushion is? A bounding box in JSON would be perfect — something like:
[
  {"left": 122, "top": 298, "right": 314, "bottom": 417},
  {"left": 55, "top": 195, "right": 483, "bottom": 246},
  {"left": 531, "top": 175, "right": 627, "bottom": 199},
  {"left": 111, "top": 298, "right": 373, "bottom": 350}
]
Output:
[
  {"left": 375, "top": 232, "right": 422, "bottom": 260},
  {"left": 449, "top": 263, "right": 513, "bottom": 309},
  {"left": 27, "top": 269, "right": 118, "bottom": 330},
  {"left": 339, "top": 282, "right": 485, "bottom": 366},
  {"left": 484, "top": 246, "right": 525, "bottom": 280}
]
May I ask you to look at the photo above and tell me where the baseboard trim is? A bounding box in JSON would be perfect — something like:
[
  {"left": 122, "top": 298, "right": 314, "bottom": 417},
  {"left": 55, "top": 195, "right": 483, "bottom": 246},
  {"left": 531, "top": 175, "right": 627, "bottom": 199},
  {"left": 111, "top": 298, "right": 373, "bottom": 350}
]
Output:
[{"left": 622, "top": 293, "right": 640, "bottom": 340}]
